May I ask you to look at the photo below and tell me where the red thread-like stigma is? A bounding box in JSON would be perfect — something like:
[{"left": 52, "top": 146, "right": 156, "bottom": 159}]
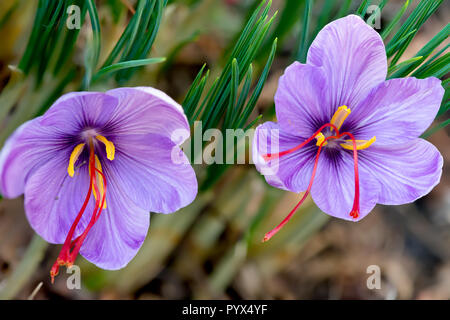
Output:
[
  {"left": 50, "top": 144, "right": 107, "bottom": 283},
  {"left": 262, "top": 123, "right": 339, "bottom": 161},
  {"left": 261, "top": 125, "right": 361, "bottom": 242}
]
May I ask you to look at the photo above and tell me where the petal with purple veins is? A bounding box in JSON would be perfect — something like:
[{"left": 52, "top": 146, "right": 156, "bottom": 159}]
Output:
[
  {"left": 344, "top": 77, "right": 444, "bottom": 145},
  {"left": 105, "top": 87, "right": 190, "bottom": 140},
  {"left": 105, "top": 133, "right": 197, "bottom": 214},
  {"left": 39, "top": 92, "right": 118, "bottom": 134},
  {"left": 360, "top": 138, "right": 443, "bottom": 205},
  {"left": 0, "top": 117, "right": 71, "bottom": 198},
  {"left": 310, "top": 149, "right": 380, "bottom": 221},
  {"left": 24, "top": 154, "right": 94, "bottom": 244},
  {"left": 79, "top": 181, "right": 149, "bottom": 270},
  {"left": 253, "top": 121, "right": 317, "bottom": 193},
  {"left": 275, "top": 62, "right": 328, "bottom": 137},
  {"left": 307, "top": 14, "right": 387, "bottom": 114}
]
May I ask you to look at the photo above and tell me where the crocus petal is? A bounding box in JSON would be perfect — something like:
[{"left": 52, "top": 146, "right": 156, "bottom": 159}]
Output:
[
  {"left": 105, "top": 87, "right": 190, "bottom": 141},
  {"left": 275, "top": 63, "right": 328, "bottom": 137},
  {"left": 344, "top": 77, "right": 445, "bottom": 145},
  {"left": 80, "top": 181, "right": 149, "bottom": 270},
  {"left": 253, "top": 122, "right": 317, "bottom": 192},
  {"left": 23, "top": 153, "right": 94, "bottom": 243},
  {"left": 0, "top": 118, "right": 70, "bottom": 198},
  {"left": 105, "top": 133, "right": 197, "bottom": 214},
  {"left": 310, "top": 149, "right": 380, "bottom": 221},
  {"left": 39, "top": 92, "right": 118, "bottom": 134},
  {"left": 307, "top": 14, "right": 387, "bottom": 115},
  {"left": 360, "top": 138, "right": 443, "bottom": 205}
]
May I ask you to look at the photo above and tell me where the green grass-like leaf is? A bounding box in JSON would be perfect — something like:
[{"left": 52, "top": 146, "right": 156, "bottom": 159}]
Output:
[
  {"left": 415, "top": 53, "right": 450, "bottom": 79},
  {"left": 366, "top": 0, "right": 388, "bottom": 27},
  {"left": 412, "top": 43, "right": 450, "bottom": 78},
  {"left": 421, "top": 119, "right": 450, "bottom": 139},
  {"left": 386, "top": 0, "right": 443, "bottom": 63},
  {"left": 83, "top": 0, "right": 101, "bottom": 89},
  {"left": 185, "top": 0, "right": 276, "bottom": 132},
  {"left": 238, "top": 38, "right": 278, "bottom": 130},
  {"left": 92, "top": 58, "right": 166, "bottom": 82},
  {"left": 356, "top": 0, "right": 371, "bottom": 17},
  {"left": 296, "top": 0, "right": 312, "bottom": 63},
  {"left": 99, "top": 0, "right": 167, "bottom": 84},
  {"left": 335, "top": 0, "right": 352, "bottom": 19},
  {"left": 258, "top": 0, "right": 304, "bottom": 61},
  {"left": 387, "top": 56, "right": 423, "bottom": 78},
  {"left": 390, "top": 24, "right": 450, "bottom": 78},
  {"left": 381, "top": 0, "right": 410, "bottom": 40}
]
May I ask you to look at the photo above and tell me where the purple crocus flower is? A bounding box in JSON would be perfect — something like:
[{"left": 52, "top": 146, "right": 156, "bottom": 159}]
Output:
[
  {"left": 0, "top": 87, "right": 197, "bottom": 281},
  {"left": 253, "top": 15, "right": 444, "bottom": 241}
]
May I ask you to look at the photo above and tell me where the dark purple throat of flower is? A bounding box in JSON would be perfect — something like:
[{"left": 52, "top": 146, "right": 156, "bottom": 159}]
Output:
[
  {"left": 262, "top": 106, "right": 376, "bottom": 242},
  {"left": 50, "top": 135, "right": 115, "bottom": 283}
]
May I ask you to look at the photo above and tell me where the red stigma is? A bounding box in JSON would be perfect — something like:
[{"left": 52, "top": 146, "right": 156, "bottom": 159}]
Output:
[
  {"left": 261, "top": 124, "right": 361, "bottom": 242},
  {"left": 339, "top": 131, "right": 360, "bottom": 220},
  {"left": 262, "top": 123, "right": 339, "bottom": 161},
  {"left": 50, "top": 144, "right": 107, "bottom": 283}
]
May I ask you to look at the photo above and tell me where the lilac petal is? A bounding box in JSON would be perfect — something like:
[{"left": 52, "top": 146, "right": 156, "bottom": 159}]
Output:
[
  {"left": 80, "top": 181, "right": 149, "bottom": 270},
  {"left": 105, "top": 133, "right": 197, "bottom": 214},
  {"left": 39, "top": 92, "right": 118, "bottom": 134},
  {"left": 253, "top": 122, "right": 317, "bottom": 193},
  {"left": 23, "top": 153, "right": 94, "bottom": 243},
  {"left": 307, "top": 15, "right": 387, "bottom": 114},
  {"left": 0, "top": 117, "right": 71, "bottom": 198},
  {"left": 275, "top": 63, "right": 328, "bottom": 137},
  {"left": 344, "top": 77, "right": 445, "bottom": 145},
  {"left": 360, "top": 138, "right": 443, "bottom": 205},
  {"left": 105, "top": 87, "right": 190, "bottom": 140},
  {"left": 310, "top": 149, "right": 380, "bottom": 221}
]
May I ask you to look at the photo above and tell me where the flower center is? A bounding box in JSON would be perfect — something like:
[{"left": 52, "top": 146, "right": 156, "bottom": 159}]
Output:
[
  {"left": 50, "top": 135, "right": 115, "bottom": 283},
  {"left": 262, "top": 105, "right": 376, "bottom": 242},
  {"left": 81, "top": 128, "right": 100, "bottom": 140}
]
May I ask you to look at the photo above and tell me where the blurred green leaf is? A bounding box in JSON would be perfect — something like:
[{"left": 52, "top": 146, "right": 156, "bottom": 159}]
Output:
[
  {"left": 259, "top": 0, "right": 304, "bottom": 60},
  {"left": 92, "top": 57, "right": 166, "bottom": 82},
  {"left": 335, "top": 0, "right": 352, "bottom": 19},
  {"left": 296, "top": 0, "right": 312, "bottom": 63},
  {"left": 412, "top": 43, "right": 450, "bottom": 78},
  {"left": 366, "top": 0, "right": 388, "bottom": 27},
  {"left": 356, "top": 0, "right": 371, "bottom": 17},
  {"left": 386, "top": 0, "right": 443, "bottom": 64},
  {"left": 101, "top": 0, "right": 167, "bottom": 83},
  {"left": 390, "top": 24, "right": 450, "bottom": 78},
  {"left": 387, "top": 56, "right": 423, "bottom": 77},
  {"left": 84, "top": 0, "right": 101, "bottom": 89},
  {"left": 381, "top": 0, "right": 410, "bottom": 40},
  {"left": 414, "top": 53, "right": 450, "bottom": 79},
  {"left": 421, "top": 118, "right": 450, "bottom": 139},
  {"left": 185, "top": 0, "right": 276, "bottom": 132}
]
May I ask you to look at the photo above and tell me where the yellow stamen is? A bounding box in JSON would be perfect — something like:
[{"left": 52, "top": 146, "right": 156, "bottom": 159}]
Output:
[
  {"left": 330, "top": 105, "right": 351, "bottom": 130},
  {"left": 340, "top": 136, "right": 376, "bottom": 150},
  {"left": 67, "top": 143, "right": 85, "bottom": 177},
  {"left": 89, "top": 155, "right": 107, "bottom": 209},
  {"left": 96, "top": 135, "right": 115, "bottom": 160},
  {"left": 315, "top": 132, "right": 328, "bottom": 146}
]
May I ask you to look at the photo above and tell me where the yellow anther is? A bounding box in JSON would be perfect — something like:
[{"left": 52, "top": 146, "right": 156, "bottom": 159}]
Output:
[
  {"left": 315, "top": 132, "right": 328, "bottom": 146},
  {"left": 90, "top": 155, "right": 107, "bottom": 209},
  {"left": 330, "top": 105, "right": 351, "bottom": 130},
  {"left": 340, "top": 136, "right": 376, "bottom": 151},
  {"left": 96, "top": 135, "right": 115, "bottom": 160},
  {"left": 67, "top": 143, "right": 85, "bottom": 177}
]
